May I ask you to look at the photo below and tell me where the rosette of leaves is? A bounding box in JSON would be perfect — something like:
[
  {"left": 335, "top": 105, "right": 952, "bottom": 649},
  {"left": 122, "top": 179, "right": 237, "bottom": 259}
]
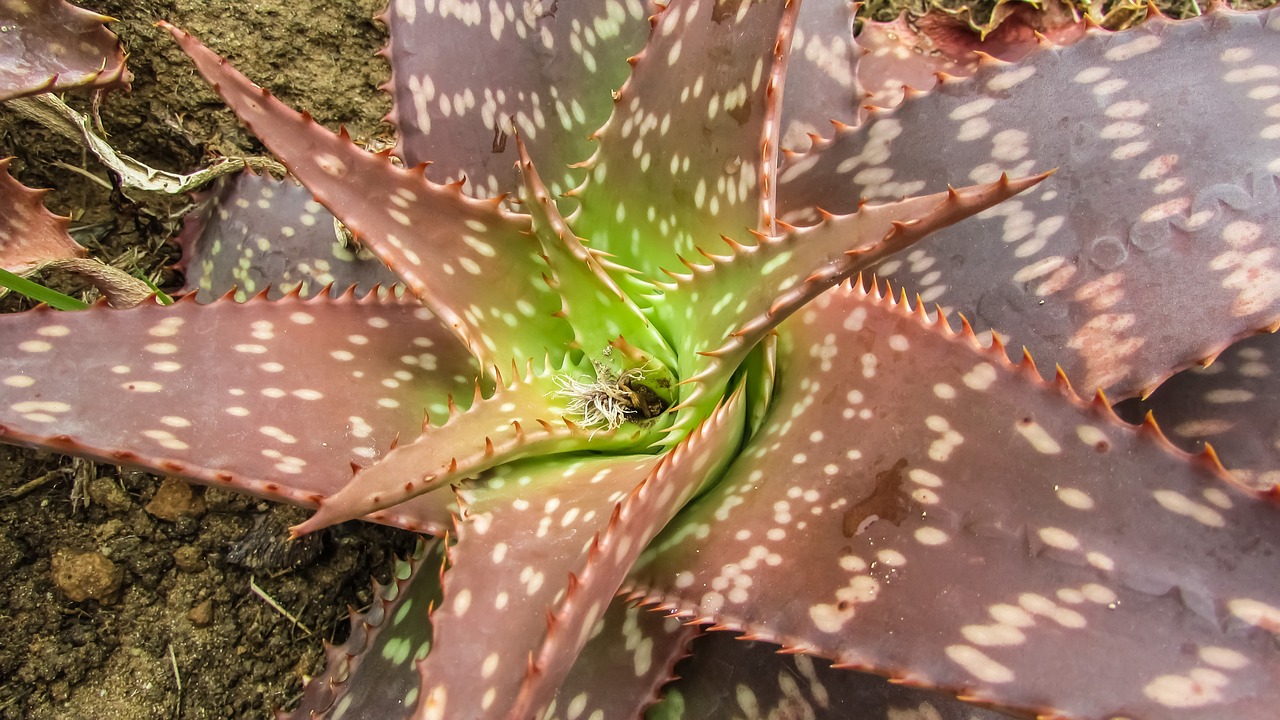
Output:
[{"left": 1, "top": 1, "right": 1279, "bottom": 719}]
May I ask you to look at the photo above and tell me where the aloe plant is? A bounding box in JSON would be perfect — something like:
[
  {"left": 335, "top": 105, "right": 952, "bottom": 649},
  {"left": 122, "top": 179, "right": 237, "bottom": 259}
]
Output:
[
  {"left": 2, "top": 0, "right": 1279, "bottom": 718},
  {"left": 0, "top": 0, "right": 129, "bottom": 102}
]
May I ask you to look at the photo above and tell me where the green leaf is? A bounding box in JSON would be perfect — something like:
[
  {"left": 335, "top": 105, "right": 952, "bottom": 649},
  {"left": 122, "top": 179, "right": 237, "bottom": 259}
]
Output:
[{"left": 0, "top": 267, "right": 88, "bottom": 311}]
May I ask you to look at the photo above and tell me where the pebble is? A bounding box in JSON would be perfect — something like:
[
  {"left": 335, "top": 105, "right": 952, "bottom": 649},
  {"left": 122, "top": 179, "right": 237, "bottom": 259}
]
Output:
[
  {"left": 87, "top": 477, "right": 133, "bottom": 513},
  {"left": 144, "top": 478, "right": 207, "bottom": 521},
  {"left": 173, "top": 545, "right": 207, "bottom": 573},
  {"left": 187, "top": 599, "right": 214, "bottom": 627},
  {"left": 51, "top": 549, "right": 122, "bottom": 603}
]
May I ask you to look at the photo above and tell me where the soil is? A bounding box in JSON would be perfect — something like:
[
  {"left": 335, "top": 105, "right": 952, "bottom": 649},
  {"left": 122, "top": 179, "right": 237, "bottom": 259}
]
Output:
[
  {"left": 0, "top": 2, "right": 413, "bottom": 719},
  {"left": 0, "top": 0, "right": 1272, "bottom": 718}
]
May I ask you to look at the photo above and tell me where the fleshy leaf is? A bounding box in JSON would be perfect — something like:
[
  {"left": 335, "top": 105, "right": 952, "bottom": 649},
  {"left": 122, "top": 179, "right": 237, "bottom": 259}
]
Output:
[
  {"left": 778, "top": 7, "right": 1280, "bottom": 397},
  {"left": 1129, "top": 329, "right": 1280, "bottom": 490},
  {"left": 6, "top": 4, "right": 1280, "bottom": 718},
  {"left": 655, "top": 173, "right": 1047, "bottom": 441},
  {"left": 413, "top": 386, "right": 744, "bottom": 719},
  {"left": 0, "top": 0, "right": 129, "bottom": 101},
  {"left": 294, "top": 357, "right": 653, "bottom": 536},
  {"left": 629, "top": 281, "right": 1280, "bottom": 719},
  {"left": 0, "top": 158, "right": 86, "bottom": 273},
  {"left": 411, "top": 454, "right": 660, "bottom": 719},
  {"left": 380, "top": 0, "right": 654, "bottom": 200},
  {"left": 291, "top": 565, "right": 692, "bottom": 720},
  {"left": 176, "top": 170, "right": 399, "bottom": 300},
  {"left": 511, "top": 385, "right": 745, "bottom": 717},
  {"left": 0, "top": 293, "right": 479, "bottom": 534},
  {"left": 777, "top": 0, "right": 861, "bottom": 151},
  {"left": 652, "top": 630, "right": 1018, "bottom": 719},
  {"left": 545, "top": 599, "right": 698, "bottom": 720},
  {"left": 164, "top": 24, "right": 574, "bottom": 369},
  {"left": 570, "top": 0, "right": 798, "bottom": 286},
  {"left": 857, "top": 2, "right": 1085, "bottom": 111},
  {"left": 741, "top": 332, "right": 779, "bottom": 437},
  {"left": 281, "top": 539, "right": 444, "bottom": 720},
  {"left": 516, "top": 135, "right": 677, "bottom": 369}
]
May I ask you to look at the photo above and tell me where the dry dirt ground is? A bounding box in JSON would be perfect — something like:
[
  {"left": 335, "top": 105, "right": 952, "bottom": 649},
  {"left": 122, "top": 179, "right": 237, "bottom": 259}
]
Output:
[
  {"left": 0, "top": 0, "right": 1273, "bottom": 718},
  {"left": 1, "top": 2, "right": 413, "bottom": 718}
]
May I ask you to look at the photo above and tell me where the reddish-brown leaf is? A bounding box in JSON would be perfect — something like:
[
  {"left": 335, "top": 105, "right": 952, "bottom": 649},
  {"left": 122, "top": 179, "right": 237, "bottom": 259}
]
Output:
[
  {"left": 411, "top": 454, "right": 661, "bottom": 718},
  {"left": 629, "top": 281, "right": 1280, "bottom": 719},
  {"left": 411, "top": 388, "right": 744, "bottom": 719},
  {"left": 0, "top": 158, "right": 85, "bottom": 273},
  {"left": 164, "top": 23, "right": 573, "bottom": 368},
  {"left": 381, "top": 0, "right": 655, "bottom": 200},
  {"left": 0, "top": 293, "right": 479, "bottom": 534},
  {"left": 778, "top": 7, "right": 1280, "bottom": 397},
  {"left": 1129, "top": 329, "right": 1280, "bottom": 491},
  {"left": 0, "top": 0, "right": 129, "bottom": 101},
  {"left": 176, "top": 170, "right": 398, "bottom": 301},
  {"left": 654, "top": 629, "right": 1020, "bottom": 719}
]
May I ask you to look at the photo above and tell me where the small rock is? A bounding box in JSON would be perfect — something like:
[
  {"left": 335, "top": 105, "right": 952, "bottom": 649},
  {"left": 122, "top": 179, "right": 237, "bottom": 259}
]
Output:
[
  {"left": 187, "top": 599, "right": 214, "bottom": 627},
  {"left": 51, "top": 549, "right": 122, "bottom": 603},
  {"left": 50, "top": 679, "right": 70, "bottom": 703},
  {"left": 87, "top": 477, "right": 133, "bottom": 513},
  {"left": 144, "top": 478, "right": 206, "bottom": 521},
  {"left": 92, "top": 519, "right": 126, "bottom": 543},
  {"left": 172, "top": 545, "right": 207, "bottom": 573}
]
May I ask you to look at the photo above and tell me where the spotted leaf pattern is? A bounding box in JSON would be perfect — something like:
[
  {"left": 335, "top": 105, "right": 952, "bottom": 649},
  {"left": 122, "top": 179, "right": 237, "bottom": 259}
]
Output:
[
  {"left": 283, "top": 539, "right": 445, "bottom": 720},
  {"left": 779, "top": 8, "right": 1280, "bottom": 398},
  {"left": 413, "top": 387, "right": 742, "bottom": 719},
  {"left": 516, "top": 135, "right": 677, "bottom": 368},
  {"left": 776, "top": 0, "right": 860, "bottom": 152},
  {"left": 176, "top": 171, "right": 399, "bottom": 300},
  {"left": 413, "top": 454, "right": 659, "bottom": 718},
  {"left": 628, "top": 281, "right": 1280, "bottom": 719},
  {"left": 288, "top": 540, "right": 696, "bottom": 720},
  {"left": 294, "top": 357, "right": 655, "bottom": 535},
  {"left": 855, "top": 1, "right": 1086, "bottom": 112},
  {"left": 0, "top": 293, "right": 478, "bottom": 534},
  {"left": 652, "top": 630, "right": 1017, "bottom": 719},
  {"left": 571, "top": 0, "right": 797, "bottom": 286},
  {"left": 544, "top": 600, "right": 698, "bottom": 720},
  {"left": 654, "top": 174, "right": 1047, "bottom": 440},
  {"left": 0, "top": 0, "right": 129, "bottom": 102},
  {"left": 1, "top": 3, "right": 1279, "bottom": 719},
  {"left": 510, "top": 386, "right": 744, "bottom": 717},
  {"left": 1130, "top": 329, "right": 1280, "bottom": 490},
  {"left": 381, "top": 0, "right": 654, "bottom": 200},
  {"left": 166, "top": 24, "right": 573, "bottom": 369},
  {"left": 0, "top": 158, "right": 86, "bottom": 273}
]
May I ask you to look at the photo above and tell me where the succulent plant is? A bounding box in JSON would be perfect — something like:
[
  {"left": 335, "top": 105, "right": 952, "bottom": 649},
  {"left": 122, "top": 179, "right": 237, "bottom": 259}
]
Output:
[
  {"left": 0, "top": 0, "right": 129, "bottom": 102},
  {"left": 2, "top": 0, "right": 1280, "bottom": 718}
]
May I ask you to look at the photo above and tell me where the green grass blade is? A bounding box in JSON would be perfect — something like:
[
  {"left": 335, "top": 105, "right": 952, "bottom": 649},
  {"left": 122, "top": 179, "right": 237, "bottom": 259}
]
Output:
[
  {"left": 0, "top": 268, "right": 90, "bottom": 311},
  {"left": 140, "top": 277, "right": 174, "bottom": 305}
]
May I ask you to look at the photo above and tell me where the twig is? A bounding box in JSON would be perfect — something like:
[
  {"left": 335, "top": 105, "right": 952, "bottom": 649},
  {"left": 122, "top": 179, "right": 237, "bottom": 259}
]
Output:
[
  {"left": 50, "top": 160, "right": 113, "bottom": 190},
  {"left": 0, "top": 472, "right": 60, "bottom": 501},
  {"left": 167, "top": 643, "right": 183, "bottom": 719},
  {"left": 248, "top": 576, "right": 313, "bottom": 635}
]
